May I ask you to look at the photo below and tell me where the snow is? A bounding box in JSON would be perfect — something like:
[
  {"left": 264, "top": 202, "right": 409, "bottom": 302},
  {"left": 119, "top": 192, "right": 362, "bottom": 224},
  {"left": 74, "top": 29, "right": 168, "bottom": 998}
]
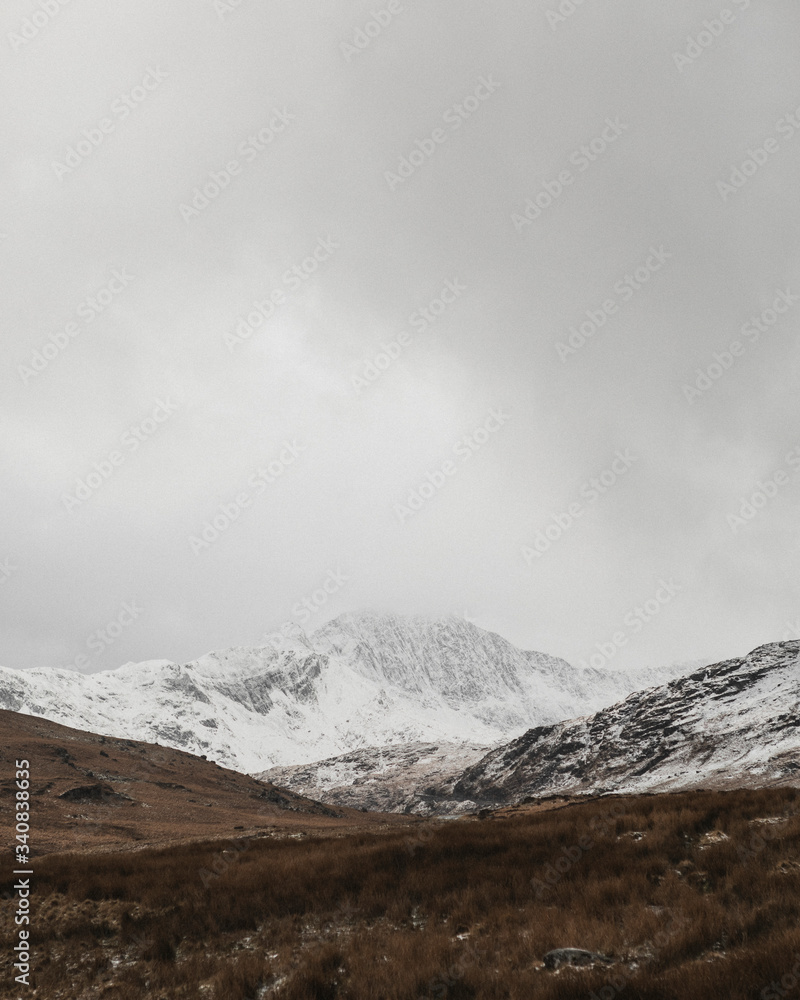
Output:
[
  {"left": 0, "top": 612, "right": 700, "bottom": 775},
  {"left": 452, "top": 640, "right": 800, "bottom": 804}
]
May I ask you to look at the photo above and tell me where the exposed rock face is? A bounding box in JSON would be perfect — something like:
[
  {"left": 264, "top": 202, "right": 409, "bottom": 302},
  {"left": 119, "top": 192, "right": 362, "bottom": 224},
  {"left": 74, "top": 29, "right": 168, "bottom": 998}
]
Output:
[
  {"left": 0, "top": 612, "right": 690, "bottom": 775},
  {"left": 450, "top": 641, "right": 800, "bottom": 806},
  {"left": 542, "top": 948, "right": 614, "bottom": 970},
  {"left": 258, "top": 742, "right": 489, "bottom": 815},
  {"left": 57, "top": 783, "right": 131, "bottom": 803}
]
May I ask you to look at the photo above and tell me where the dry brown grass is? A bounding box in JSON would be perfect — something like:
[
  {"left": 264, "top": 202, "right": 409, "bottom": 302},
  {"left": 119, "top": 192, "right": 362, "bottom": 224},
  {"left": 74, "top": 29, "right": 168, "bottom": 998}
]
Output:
[
  {"left": 2, "top": 786, "right": 800, "bottom": 998},
  {"left": 0, "top": 709, "right": 410, "bottom": 858}
]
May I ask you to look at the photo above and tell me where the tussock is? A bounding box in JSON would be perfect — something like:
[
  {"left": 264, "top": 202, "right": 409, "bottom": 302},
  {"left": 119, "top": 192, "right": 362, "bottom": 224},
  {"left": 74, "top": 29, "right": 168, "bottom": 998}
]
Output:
[{"left": 2, "top": 787, "right": 799, "bottom": 998}]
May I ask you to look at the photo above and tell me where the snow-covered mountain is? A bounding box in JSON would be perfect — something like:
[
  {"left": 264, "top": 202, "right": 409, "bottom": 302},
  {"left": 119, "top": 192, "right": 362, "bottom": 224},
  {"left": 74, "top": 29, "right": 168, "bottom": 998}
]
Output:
[
  {"left": 450, "top": 640, "right": 800, "bottom": 806},
  {"left": 0, "top": 612, "right": 696, "bottom": 775}
]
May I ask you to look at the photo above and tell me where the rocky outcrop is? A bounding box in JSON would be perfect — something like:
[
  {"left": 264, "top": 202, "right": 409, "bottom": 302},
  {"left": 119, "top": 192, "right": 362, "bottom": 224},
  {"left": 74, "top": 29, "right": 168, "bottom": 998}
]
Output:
[{"left": 451, "top": 641, "right": 800, "bottom": 806}]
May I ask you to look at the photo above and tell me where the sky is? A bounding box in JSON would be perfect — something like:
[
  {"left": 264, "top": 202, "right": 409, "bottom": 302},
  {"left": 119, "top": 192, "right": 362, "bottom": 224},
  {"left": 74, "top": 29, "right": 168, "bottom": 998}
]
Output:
[{"left": 1, "top": 0, "right": 799, "bottom": 675}]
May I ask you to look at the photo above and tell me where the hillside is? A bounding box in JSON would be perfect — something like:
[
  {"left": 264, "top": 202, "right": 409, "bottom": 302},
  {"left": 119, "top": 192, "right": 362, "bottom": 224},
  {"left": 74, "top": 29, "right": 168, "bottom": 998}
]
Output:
[
  {"left": 451, "top": 640, "right": 800, "bottom": 806},
  {"left": 0, "top": 710, "right": 406, "bottom": 856},
  {"left": 0, "top": 612, "right": 697, "bottom": 775}
]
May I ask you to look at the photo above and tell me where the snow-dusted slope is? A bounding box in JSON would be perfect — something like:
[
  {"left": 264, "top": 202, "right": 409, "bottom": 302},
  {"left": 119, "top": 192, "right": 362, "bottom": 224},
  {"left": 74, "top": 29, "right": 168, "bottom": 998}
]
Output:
[
  {"left": 259, "top": 742, "right": 490, "bottom": 815},
  {"left": 0, "top": 612, "right": 701, "bottom": 775},
  {"left": 451, "top": 641, "right": 800, "bottom": 806}
]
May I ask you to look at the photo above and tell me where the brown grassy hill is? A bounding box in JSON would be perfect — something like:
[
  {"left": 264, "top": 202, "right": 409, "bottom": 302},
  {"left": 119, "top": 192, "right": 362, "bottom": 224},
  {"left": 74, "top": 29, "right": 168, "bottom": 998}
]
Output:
[
  {"left": 0, "top": 709, "right": 411, "bottom": 855},
  {"left": 1, "top": 786, "right": 799, "bottom": 998}
]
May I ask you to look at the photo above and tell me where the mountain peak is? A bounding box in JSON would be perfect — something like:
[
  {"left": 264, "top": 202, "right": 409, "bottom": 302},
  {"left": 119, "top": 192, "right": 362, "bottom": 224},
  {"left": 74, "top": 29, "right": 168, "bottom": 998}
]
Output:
[
  {"left": 0, "top": 612, "right": 737, "bottom": 781},
  {"left": 0, "top": 613, "right": 672, "bottom": 774}
]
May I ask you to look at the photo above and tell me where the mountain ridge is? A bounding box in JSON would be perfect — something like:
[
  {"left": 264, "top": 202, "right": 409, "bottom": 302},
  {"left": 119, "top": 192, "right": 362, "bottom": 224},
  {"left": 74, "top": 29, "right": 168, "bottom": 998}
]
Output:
[
  {"left": 0, "top": 611, "right": 698, "bottom": 775},
  {"left": 450, "top": 639, "right": 800, "bottom": 806}
]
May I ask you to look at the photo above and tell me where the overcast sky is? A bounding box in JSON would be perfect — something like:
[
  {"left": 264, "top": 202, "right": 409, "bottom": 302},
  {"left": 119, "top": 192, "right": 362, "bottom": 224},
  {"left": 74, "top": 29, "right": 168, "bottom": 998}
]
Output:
[{"left": 2, "top": 0, "right": 799, "bottom": 675}]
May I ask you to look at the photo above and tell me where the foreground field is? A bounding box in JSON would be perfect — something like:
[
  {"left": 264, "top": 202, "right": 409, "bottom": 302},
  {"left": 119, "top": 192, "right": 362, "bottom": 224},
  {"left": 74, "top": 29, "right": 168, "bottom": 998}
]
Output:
[{"left": 3, "top": 787, "right": 800, "bottom": 998}]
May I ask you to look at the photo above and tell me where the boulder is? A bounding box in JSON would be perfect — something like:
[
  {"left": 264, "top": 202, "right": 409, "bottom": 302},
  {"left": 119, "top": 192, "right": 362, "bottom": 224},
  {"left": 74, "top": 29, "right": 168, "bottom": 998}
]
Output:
[{"left": 543, "top": 948, "right": 614, "bottom": 970}]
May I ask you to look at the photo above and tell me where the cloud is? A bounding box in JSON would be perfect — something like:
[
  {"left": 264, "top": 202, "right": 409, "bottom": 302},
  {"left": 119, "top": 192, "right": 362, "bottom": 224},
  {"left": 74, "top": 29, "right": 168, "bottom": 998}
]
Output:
[{"left": 1, "top": 0, "right": 799, "bottom": 673}]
